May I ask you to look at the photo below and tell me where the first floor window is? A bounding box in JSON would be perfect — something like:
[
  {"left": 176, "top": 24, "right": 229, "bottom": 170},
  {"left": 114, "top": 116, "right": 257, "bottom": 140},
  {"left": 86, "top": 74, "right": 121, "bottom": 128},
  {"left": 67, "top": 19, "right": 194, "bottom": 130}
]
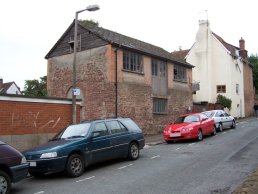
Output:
[
  {"left": 236, "top": 84, "right": 239, "bottom": 94},
  {"left": 153, "top": 98, "right": 167, "bottom": 113},
  {"left": 174, "top": 65, "right": 186, "bottom": 82},
  {"left": 217, "top": 85, "right": 226, "bottom": 93},
  {"left": 123, "top": 50, "right": 143, "bottom": 73}
]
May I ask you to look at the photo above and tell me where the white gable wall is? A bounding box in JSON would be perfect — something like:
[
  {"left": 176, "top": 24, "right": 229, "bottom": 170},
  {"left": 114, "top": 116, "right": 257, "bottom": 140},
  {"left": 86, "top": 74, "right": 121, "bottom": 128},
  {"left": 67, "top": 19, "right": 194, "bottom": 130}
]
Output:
[{"left": 187, "top": 20, "right": 245, "bottom": 118}]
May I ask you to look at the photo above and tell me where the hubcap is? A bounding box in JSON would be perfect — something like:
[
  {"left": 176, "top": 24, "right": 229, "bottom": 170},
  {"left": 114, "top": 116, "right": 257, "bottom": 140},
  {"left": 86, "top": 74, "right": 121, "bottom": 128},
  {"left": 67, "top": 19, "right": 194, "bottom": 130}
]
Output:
[
  {"left": 71, "top": 158, "right": 82, "bottom": 175},
  {"left": 0, "top": 176, "right": 8, "bottom": 194},
  {"left": 131, "top": 144, "right": 139, "bottom": 158},
  {"left": 198, "top": 131, "right": 202, "bottom": 140}
]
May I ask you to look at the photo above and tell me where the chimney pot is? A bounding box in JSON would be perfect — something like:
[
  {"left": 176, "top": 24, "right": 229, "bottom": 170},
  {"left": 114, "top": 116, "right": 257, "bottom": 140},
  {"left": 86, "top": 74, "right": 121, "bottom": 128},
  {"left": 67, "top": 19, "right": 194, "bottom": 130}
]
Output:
[{"left": 239, "top": 37, "right": 245, "bottom": 50}]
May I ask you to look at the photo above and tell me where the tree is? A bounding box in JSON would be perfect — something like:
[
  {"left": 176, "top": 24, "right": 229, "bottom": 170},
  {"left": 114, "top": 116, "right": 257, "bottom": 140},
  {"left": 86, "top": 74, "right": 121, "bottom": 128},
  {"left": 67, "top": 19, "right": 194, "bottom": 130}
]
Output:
[
  {"left": 248, "top": 54, "right": 258, "bottom": 93},
  {"left": 23, "top": 76, "right": 47, "bottom": 97},
  {"left": 79, "top": 19, "right": 99, "bottom": 26},
  {"left": 216, "top": 94, "right": 232, "bottom": 110}
]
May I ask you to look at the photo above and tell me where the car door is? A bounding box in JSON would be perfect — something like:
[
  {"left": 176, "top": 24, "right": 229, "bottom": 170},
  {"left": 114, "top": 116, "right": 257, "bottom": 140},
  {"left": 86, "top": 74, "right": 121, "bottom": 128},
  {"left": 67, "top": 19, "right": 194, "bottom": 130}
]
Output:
[
  {"left": 87, "top": 122, "right": 112, "bottom": 163},
  {"left": 223, "top": 112, "right": 232, "bottom": 128},
  {"left": 105, "top": 120, "right": 130, "bottom": 158},
  {"left": 199, "top": 113, "right": 210, "bottom": 134}
]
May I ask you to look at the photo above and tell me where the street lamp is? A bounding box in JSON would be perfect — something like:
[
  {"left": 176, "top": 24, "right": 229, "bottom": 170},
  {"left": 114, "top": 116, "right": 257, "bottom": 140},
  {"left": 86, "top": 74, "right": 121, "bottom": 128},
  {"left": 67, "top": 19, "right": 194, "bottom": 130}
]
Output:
[{"left": 71, "top": 4, "right": 100, "bottom": 124}]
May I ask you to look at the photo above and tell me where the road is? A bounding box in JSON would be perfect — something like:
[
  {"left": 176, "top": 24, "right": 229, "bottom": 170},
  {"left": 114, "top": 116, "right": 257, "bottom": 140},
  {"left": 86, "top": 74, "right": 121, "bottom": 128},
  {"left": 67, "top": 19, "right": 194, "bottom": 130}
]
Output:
[{"left": 12, "top": 118, "right": 258, "bottom": 194}]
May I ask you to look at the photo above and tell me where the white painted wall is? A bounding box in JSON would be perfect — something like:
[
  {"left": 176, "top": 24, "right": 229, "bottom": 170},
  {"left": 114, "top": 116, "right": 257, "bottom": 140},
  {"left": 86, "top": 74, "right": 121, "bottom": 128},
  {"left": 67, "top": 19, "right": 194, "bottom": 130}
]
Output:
[
  {"left": 187, "top": 20, "right": 245, "bottom": 118},
  {"left": 6, "top": 83, "right": 21, "bottom": 95}
]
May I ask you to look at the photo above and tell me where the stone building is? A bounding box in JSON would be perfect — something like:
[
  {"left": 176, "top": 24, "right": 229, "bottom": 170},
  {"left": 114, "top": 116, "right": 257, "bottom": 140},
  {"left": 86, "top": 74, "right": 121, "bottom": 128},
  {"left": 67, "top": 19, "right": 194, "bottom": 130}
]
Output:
[{"left": 45, "top": 21, "right": 194, "bottom": 134}]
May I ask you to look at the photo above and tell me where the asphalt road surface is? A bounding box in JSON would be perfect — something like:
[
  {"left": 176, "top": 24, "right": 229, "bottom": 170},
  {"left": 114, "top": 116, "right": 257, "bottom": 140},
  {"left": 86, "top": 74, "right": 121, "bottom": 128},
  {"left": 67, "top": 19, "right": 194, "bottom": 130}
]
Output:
[{"left": 12, "top": 118, "right": 258, "bottom": 194}]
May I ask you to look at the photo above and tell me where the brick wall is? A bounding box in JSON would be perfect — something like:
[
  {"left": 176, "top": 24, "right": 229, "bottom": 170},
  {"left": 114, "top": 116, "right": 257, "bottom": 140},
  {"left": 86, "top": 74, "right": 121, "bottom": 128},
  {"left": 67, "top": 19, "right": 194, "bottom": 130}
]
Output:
[{"left": 0, "top": 95, "right": 79, "bottom": 150}]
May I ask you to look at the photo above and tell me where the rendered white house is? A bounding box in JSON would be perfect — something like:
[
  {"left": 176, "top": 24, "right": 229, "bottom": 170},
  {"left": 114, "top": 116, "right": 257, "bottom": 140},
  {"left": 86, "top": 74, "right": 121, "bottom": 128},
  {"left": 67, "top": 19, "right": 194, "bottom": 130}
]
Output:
[{"left": 173, "top": 20, "right": 254, "bottom": 118}]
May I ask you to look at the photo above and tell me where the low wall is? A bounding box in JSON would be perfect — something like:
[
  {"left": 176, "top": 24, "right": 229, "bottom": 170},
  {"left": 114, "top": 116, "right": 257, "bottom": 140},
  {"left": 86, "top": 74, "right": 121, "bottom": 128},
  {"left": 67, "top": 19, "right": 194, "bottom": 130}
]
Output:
[{"left": 0, "top": 94, "right": 80, "bottom": 151}]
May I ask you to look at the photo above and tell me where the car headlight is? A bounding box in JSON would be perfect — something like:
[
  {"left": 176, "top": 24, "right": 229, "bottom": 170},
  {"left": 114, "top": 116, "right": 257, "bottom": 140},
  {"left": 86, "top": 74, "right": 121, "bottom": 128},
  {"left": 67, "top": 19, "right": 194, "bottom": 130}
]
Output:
[
  {"left": 21, "top": 156, "right": 27, "bottom": 164},
  {"left": 40, "top": 152, "right": 57, "bottom": 159},
  {"left": 182, "top": 127, "right": 193, "bottom": 132}
]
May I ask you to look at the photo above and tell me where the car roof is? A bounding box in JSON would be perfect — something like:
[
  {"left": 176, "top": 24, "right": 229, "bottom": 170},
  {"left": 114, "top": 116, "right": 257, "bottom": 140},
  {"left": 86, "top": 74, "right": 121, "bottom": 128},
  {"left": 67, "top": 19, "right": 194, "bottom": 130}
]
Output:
[
  {"left": 179, "top": 113, "right": 202, "bottom": 117},
  {"left": 81, "top": 117, "right": 130, "bottom": 123}
]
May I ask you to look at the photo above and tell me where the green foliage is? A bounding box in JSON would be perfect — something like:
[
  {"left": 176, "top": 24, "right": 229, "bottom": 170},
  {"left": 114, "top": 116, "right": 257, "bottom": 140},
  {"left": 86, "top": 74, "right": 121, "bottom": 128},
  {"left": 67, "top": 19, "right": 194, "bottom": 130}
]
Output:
[
  {"left": 23, "top": 76, "right": 47, "bottom": 97},
  {"left": 79, "top": 19, "right": 99, "bottom": 26},
  {"left": 216, "top": 94, "right": 232, "bottom": 110},
  {"left": 249, "top": 54, "right": 258, "bottom": 93}
]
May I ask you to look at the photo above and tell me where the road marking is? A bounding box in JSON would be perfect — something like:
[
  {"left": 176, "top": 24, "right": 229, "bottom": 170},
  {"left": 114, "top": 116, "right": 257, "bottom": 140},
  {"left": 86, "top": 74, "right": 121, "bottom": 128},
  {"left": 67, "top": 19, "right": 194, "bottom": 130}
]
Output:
[
  {"left": 175, "top": 147, "right": 181, "bottom": 150},
  {"left": 151, "top": 155, "right": 160, "bottom": 159},
  {"left": 189, "top": 143, "right": 195, "bottom": 146},
  {"left": 34, "top": 191, "right": 44, "bottom": 194},
  {"left": 223, "top": 132, "right": 227, "bottom": 134},
  {"left": 230, "top": 129, "right": 234, "bottom": 132},
  {"left": 76, "top": 176, "right": 95, "bottom": 183},
  {"left": 118, "top": 164, "right": 133, "bottom": 170}
]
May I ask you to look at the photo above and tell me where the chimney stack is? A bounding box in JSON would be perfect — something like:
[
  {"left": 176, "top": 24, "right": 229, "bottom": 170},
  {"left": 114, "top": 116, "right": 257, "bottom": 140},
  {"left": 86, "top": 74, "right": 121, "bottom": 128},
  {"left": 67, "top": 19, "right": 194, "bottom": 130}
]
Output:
[{"left": 239, "top": 37, "right": 248, "bottom": 59}]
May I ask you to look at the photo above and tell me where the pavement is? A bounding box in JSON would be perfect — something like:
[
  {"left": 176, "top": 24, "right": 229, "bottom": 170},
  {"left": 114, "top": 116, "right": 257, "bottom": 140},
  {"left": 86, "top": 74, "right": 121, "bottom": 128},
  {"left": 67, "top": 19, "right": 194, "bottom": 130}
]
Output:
[{"left": 144, "top": 117, "right": 258, "bottom": 194}]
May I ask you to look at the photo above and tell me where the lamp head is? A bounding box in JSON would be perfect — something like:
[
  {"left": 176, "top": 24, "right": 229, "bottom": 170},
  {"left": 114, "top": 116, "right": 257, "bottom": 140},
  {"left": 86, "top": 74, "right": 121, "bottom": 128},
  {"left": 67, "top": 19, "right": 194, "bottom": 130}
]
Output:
[{"left": 86, "top": 4, "right": 100, "bottom": 11}]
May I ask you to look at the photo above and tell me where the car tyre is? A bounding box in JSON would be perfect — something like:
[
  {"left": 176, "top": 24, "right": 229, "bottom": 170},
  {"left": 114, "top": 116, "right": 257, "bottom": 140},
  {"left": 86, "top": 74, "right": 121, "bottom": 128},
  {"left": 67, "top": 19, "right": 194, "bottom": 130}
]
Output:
[
  {"left": 128, "top": 142, "right": 139, "bottom": 160},
  {"left": 218, "top": 123, "right": 223, "bottom": 132},
  {"left": 231, "top": 120, "right": 236, "bottom": 129},
  {"left": 65, "top": 154, "right": 84, "bottom": 178},
  {"left": 212, "top": 126, "right": 217, "bottom": 136},
  {"left": 0, "top": 170, "right": 11, "bottom": 194},
  {"left": 197, "top": 129, "right": 203, "bottom": 141}
]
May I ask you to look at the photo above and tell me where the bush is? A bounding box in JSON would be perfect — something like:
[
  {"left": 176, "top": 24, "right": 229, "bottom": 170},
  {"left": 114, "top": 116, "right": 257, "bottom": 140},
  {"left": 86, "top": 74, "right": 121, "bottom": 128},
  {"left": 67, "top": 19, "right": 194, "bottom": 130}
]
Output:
[{"left": 216, "top": 94, "right": 232, "bottom": 110}]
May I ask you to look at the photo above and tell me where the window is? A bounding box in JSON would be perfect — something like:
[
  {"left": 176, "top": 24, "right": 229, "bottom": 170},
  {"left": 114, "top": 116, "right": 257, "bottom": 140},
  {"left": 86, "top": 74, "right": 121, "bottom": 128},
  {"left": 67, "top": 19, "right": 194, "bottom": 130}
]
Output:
[
  {"left": 123, "top": 51, "right": 143, "bottom": 73},
  {"left": 69, "top": 35, "right": 81, "bottom": 53},
  {"left": 236, "top": 84, "right": 239, "bottom": 94},
  {"left": 174, "top": 65, "right": 186, "bottom": 82},
  {"left": 217, "top": 85, "right": 226, "bottom": 93},
  {"left": 153, "top": 98, "right": 167, "bottom": 113},
  {"left": 106, "top": 121, "right": 127, "bottom": 134},
  {"left": 152, "top": 59, "right": 166, "bottom": 77},
  {"left": 93, "top": 122, "right": 109, "bottom": 137}
]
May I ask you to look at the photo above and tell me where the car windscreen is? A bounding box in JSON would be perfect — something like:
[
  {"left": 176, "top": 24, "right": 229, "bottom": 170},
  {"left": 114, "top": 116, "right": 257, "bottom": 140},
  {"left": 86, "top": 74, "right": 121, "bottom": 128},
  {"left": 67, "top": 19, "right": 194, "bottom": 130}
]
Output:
[
  {"left": 203, "top": 111, "right": 214, "bottom": 117},
  {"left": 53, "top": 123, "right": 91, "bottom": 140},
  {"left": 174, "top": 115, "right": 199, "bottom": 123}
]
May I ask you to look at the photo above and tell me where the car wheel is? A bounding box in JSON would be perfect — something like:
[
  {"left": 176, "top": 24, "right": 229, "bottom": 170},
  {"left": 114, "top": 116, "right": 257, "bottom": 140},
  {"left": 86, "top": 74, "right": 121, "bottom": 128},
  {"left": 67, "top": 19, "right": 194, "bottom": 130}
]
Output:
[
  {"left": 197, "top": 129, "right": 203, "bottom": 141},
  {"left": 231, "top": 120, "right": 236, "bottom": 129},
  {"left": 218, "top": 123, "right": 223, "bottom": 132},
  {"left": 128, "top": 142, "right": 139, "bottom": 160},
  {"left": 0, "top": 170, "right": 11, "bottom": 194},
  {"left": 65, "top": 154, "right": 84, "bottom": 178},
  {"left": 212, "top": 125, "right": 217, "bottom": 136}
]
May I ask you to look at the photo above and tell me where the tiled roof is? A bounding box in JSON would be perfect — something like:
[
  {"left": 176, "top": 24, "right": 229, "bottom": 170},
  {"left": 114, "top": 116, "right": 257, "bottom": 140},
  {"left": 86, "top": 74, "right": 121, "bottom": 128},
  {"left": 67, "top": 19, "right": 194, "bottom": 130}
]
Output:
[
  {"left": 212, "top": 32, "right": 239, "bottom": 58},
  {"left": 171, "top": 49, "right": 190, "bottom": 60},
  {"left": 79, "top": 22, "right": 193, "bottom": 68},
  {"left": 0, "top": 82, "right": 14, "bottom": 94}
]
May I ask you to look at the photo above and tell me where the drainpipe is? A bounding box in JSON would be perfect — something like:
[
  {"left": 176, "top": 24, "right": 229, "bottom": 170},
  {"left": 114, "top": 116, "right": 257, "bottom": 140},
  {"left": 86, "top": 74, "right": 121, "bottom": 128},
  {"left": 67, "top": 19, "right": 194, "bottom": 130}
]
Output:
[{"left": 114, "top": 48, "right": 118, "bottom": 118}]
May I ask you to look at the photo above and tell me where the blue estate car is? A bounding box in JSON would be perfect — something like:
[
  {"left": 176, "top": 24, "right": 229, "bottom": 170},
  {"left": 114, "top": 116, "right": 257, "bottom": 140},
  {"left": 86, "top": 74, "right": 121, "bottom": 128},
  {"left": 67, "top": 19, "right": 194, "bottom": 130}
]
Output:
[{"left": 23, "top": 118, "right": 145, "bottom": 178}]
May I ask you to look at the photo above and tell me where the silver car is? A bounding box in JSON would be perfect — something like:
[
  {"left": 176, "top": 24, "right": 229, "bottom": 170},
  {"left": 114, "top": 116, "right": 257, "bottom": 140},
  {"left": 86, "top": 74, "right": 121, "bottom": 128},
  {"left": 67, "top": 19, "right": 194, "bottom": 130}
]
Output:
[{"left": 202, "top": 110, "right": 236, "bottom": 132}]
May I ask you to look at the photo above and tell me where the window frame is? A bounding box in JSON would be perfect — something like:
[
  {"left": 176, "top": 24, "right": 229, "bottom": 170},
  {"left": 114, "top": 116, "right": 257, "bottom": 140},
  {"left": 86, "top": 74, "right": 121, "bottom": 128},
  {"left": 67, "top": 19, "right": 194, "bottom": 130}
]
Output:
[
  {"left": 153, "top": 98, "right": 168, "bottom": 114},
  {"left": 217, "top": 85, "right": 226, "bottom": 93},
  {"left": 123, "top": 50, "right": 143, "bottom": 74},
  {"left": 173, "top": 65, "right": 187, "bottom": 82}
]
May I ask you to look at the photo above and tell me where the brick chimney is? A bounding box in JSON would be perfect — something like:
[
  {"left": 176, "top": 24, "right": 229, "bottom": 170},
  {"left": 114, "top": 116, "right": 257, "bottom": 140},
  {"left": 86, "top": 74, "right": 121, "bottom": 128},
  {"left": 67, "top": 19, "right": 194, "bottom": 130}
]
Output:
[
  {"left": 0, "top": 78, "right": 3, "bottom": 89},
  {"left": 239, "top": 37, "right": 248, "bottom": 59}
]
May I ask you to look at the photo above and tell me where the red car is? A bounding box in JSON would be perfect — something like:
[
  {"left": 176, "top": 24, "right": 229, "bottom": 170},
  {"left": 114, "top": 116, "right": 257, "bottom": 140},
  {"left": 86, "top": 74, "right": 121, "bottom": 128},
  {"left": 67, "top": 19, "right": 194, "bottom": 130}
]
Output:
[{"left": 164, "top": 113, "right": 216, "bottom": 143}]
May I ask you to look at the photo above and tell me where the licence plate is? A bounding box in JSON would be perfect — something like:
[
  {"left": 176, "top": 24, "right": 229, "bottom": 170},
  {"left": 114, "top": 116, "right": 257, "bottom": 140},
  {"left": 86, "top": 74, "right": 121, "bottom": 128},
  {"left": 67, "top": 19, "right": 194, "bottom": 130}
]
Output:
[
  {"left": 30, "top": 162, "right": 37, "bottom": 167},
  {"left": 170, "top": 133, "right": 181, "bottom": 137}
]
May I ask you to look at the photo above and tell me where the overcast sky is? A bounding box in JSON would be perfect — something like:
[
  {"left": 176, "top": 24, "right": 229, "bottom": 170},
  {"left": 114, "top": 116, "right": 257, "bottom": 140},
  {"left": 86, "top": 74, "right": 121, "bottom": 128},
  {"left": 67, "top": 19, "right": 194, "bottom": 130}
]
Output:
[{"left": 1, "top": 0, "right": 257, "bottom": 90}]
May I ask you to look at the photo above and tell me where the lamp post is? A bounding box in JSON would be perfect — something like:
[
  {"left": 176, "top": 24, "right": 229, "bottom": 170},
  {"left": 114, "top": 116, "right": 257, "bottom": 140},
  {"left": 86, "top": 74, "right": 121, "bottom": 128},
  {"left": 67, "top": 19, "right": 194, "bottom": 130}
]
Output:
[{"left": 71, "top": 4, "right": 100, "bottom": 124}]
